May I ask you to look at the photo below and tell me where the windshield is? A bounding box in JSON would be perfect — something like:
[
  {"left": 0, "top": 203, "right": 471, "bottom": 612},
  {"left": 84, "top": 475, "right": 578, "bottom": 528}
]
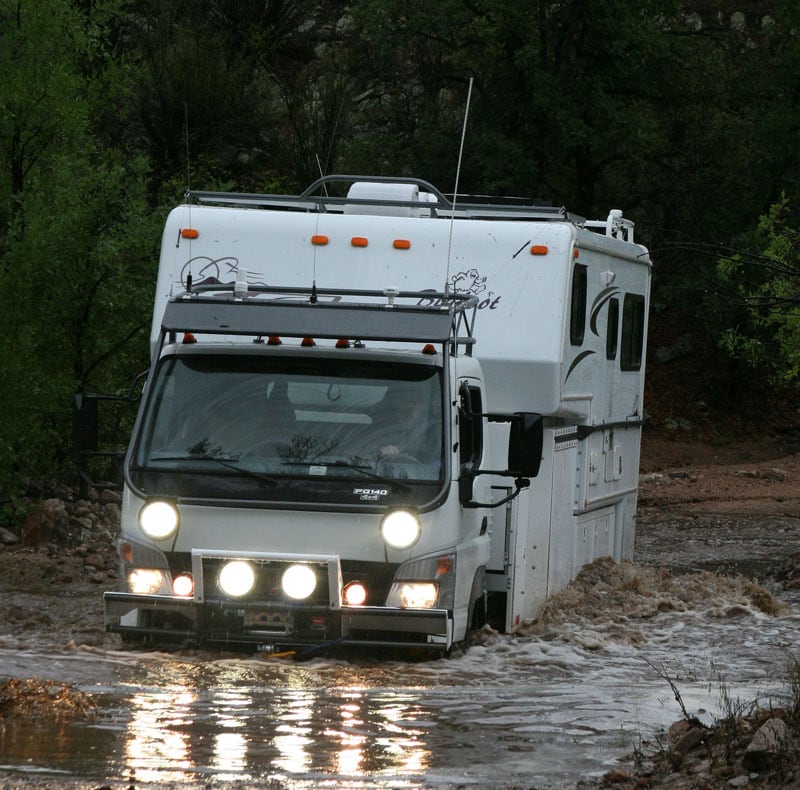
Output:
[{"left": 131, "top": 353, "right": 445, "bottom": 505}]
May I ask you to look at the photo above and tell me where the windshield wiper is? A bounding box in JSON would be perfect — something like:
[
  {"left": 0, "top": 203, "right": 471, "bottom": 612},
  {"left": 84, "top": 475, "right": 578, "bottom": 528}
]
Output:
[
  {"left": 284, "top": 460, "right": 411, "bottom": 493},
  {"left": 146, "top": 454, "right": 277, "bottom": 487}
]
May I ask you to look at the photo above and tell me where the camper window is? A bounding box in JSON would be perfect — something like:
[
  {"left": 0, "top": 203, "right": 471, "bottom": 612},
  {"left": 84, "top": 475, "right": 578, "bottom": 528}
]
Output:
[
  {"left": 569, "top": 264, "right": 588, "bottom": 345},
  {"left": 621, "top": 293, "right": 645, "bottom": 371},
  {"left": 606, "top": 297, "right": 620, "bottom": 360}
]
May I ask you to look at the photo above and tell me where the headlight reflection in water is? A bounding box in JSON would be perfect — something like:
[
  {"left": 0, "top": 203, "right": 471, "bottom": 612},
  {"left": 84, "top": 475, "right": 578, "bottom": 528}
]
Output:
[
  {"left": 124, "top": 687, "right": 196, "bottom": 784},
  {"left": 120, "top": 665, "right": 433, "bottom": 783}
]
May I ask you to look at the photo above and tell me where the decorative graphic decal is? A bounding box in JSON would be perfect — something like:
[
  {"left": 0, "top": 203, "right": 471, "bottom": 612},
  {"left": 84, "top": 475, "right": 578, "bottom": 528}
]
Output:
[
  {"left": 179, "top": 256, "right": 268, "bottom": 288},
  {"left": 565, "top": 286, "right": 621, "bottom": 382},
  {"left": 589, "top": 286, "right": 621, "bottom": 336},
  {"left": 417, "top": 269, "right": 502, "bottom": 310},
  {"left": 565, "top": 349, "right": 595, "bottom": 382}
]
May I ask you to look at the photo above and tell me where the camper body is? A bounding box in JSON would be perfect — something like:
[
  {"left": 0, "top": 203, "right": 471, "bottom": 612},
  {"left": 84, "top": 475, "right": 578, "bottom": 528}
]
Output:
[{"left": 104, "top": 176, "right": 651, "bottom": 654}]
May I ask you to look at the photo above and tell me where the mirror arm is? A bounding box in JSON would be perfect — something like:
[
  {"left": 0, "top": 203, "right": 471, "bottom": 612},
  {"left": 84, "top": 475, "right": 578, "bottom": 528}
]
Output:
[{"left": 462, "top": 476, "right": 530, "bottom": 509}]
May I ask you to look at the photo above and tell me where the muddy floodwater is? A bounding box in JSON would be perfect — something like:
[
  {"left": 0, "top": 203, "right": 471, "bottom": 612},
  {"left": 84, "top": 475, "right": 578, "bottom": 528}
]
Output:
[{"left": 2, "top": 509, "right": 800, "bottom": 789}]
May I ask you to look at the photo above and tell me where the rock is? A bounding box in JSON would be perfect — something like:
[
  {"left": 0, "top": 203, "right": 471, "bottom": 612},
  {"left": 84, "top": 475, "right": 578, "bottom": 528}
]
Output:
[
  {"left": 602, "top": 768, "right": 631, "bottom": 783},
  {"left": 763, "top": 467, "right": 789, "bottom": 482},
  {"left": 728, "top": 775, "right": 750, "bottom": 787},
  {"left": 44, "top": 498, "right": 66, "bottom": 515},
  {"left": 21, "top": 502, "right": 56, "bottom": 546},
  {"left": 0, "top": 526, "right": 19, "bottom": 545},
  {"left": 672, "top": 726, "right": 706, "bottom": 754},
  {"left": 668, "top": 470, "right": 690, "bottom": 479},
  {"left": 99, "top": 488, "right": 121, "bottom": 504},
  {"left": 83, "top": 553, "right": 106, "bottom": 570},
  {"left": 743, "top": 717, "right": 788, "bottom": 771}
]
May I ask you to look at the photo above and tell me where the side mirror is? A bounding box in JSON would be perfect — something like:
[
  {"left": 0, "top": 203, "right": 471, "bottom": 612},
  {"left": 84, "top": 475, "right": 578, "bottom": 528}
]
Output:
[{"left": 507, "top": 412, "right": 543, "bottom": 478}]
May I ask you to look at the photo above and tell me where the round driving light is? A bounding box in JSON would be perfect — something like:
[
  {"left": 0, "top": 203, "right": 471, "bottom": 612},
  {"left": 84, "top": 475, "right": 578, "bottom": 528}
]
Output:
[
  {"left": 139, "top": 500, "right": 179, "bottom": 540},
  {"left": 218, "top": 560, "right": 255, "bottom": 597},
  {"left": 281, "top": 564, "right": 317, "bottom": 600},
  {"left": 343, "top": 581, "right": 367, "bottom": 606},
  {"left": 172, "top": 573, "right": 194, "bottom": 597},
  {"left": 380, "top": 510, "right": 421, "bottom": 549}
]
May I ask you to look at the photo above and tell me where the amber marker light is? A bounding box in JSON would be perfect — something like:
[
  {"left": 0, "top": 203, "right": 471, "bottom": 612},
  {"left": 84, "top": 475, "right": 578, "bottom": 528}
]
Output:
[
  {"left": 351, "top": 236, "right": 368, "bottom": 247},
  {"left": 182, "top": 332, "right": 197, "bottom": 344},
  {"left": 336, "top": 338, "right": 350, "bottom": 348},
  {"left": 393, "top": 239, "right": 411, "bottom": 250},
  {"left": 267, "top": 335, "right": 282, "bottom": 345},
  {"left": 422, "top": 343, "right": 436, "bottom": 355},
  {"left": 301, "top": 337, "right": 316, "bottom": 347},
  {"left": 311, "top": 234, "right": 329, "bottom": 245},
  {"left": 181, "top": 228, "right": 199, "bottom": 239},
  {"left": 530, "top": 245, "right": 549, "bottom": 255}
]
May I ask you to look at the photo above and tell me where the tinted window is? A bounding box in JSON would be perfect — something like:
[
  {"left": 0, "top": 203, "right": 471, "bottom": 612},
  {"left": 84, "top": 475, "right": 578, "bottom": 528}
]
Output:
[
  {"left": 458, "top": 384, "right": 483, "bottom": 468},
  {"left": 621, "top": 294, "right": 645, "bottom": 371},
  {"left": 570, "top": 264, "right": 588, "bottom": 345},
  {"left": 606, "top": 297, "right": 619, "bottom": 360}
]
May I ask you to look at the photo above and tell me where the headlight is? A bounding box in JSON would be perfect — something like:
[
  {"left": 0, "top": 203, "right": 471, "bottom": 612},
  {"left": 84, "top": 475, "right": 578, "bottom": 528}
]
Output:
[
  {"left": 218, "top": 560, "right": 255, "bottom": 597},
  {"left": 128, "top": 568, "right": 166, "bottom": 594},
  {"left": 386, "top": 553, "right": 456, "bottom": 610},
  {"left": 394, "top": 582, "right": 438, "bottom": 609},
  {"left": 281, "top": 564, "right": 317, "bottom": 600},
  {"left": 380, "top": 510, "right": 421, "bottom": 549},
  {"left": 139, "top": 500, "right": 179, "bottom": 540}
]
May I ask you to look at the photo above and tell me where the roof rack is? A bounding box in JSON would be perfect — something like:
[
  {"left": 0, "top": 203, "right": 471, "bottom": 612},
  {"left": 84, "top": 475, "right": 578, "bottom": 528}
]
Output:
[
  {"left": 160, "top": 284, "right": 479, "bottom": 352},
  {"left": 189, "top": 175, "right": 568, "bottom": 222}
]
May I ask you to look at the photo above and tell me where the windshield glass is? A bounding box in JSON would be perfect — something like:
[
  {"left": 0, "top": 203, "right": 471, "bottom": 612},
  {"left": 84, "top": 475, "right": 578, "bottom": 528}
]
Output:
[{"left": 131, "top": 353, "right": 445, "bottom": 503}]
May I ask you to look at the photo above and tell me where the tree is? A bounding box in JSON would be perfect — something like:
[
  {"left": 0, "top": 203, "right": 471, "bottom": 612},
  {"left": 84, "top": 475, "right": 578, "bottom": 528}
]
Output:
[
  {"left": 0, "top": 0, "right": 88, "bottom": 240},
  {"left": 718, "top": 195, "right": 800, "bottom": 382},
  {"left": 0, "top": 1, "right": 160, "bottom": 497}
]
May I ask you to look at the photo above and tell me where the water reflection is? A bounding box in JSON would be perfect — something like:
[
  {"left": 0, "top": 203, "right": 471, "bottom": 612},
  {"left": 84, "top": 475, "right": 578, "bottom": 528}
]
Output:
[
  {"left": 273, "top": 690, "right": 315, "bottom": 775},
  {"left": 124, "top": 686, "right": 196, "bottom": 783},
  {"left": 115, "top": 673, "right": 434, "bottom": 785}
]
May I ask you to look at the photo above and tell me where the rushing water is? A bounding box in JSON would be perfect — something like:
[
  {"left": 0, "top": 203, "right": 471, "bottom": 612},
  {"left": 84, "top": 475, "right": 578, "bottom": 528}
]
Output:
[{"left": 2, "top": 510, "right": 800, "bottom": 788}]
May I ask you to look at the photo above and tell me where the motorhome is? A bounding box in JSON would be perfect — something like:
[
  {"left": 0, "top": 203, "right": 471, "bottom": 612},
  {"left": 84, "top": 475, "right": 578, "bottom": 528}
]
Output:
[{"left": 101, "top": 175, "right": 651, "bottom": 654}]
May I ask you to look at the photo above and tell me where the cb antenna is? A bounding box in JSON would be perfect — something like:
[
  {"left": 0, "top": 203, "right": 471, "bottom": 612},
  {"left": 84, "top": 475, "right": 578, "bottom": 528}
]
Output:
[
  {"left": 184, "top": 102, "right": 192, "bottom": 193},
  {"left": 446, "top": 77, "right": 473, "bottom": 296}
]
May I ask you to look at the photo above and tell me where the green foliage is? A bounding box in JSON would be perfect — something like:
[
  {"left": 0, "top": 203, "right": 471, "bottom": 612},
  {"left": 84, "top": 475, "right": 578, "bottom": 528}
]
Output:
[{"left": 717, "top": 196, "right": 800, "bottom": 382}]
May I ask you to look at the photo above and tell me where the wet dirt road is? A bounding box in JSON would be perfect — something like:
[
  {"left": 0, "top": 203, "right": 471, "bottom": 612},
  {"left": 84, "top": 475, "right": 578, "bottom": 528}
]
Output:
[{"left": 2, "top": 508, "right": 800, "bottom": 789}]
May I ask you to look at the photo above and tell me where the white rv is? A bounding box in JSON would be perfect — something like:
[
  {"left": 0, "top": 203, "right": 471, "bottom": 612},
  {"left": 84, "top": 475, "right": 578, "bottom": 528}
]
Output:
[{"left": 103, "top": 176, "right": 651, "bottom": 654}]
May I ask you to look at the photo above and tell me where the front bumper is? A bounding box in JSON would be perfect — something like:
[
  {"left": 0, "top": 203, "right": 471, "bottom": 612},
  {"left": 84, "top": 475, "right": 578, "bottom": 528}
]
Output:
[
  {"left": 104, "top": 547, "right": 453, "bottom": 654},
  {"left": 103, "top": 593, "right": 451, "bottom": 653}
]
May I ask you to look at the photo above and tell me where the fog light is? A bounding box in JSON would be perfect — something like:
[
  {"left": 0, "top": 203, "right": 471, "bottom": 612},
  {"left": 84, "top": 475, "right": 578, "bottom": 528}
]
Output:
[
  {"left": 172, "top": 573, "right": 194, "bottom": 597},
  {"left": 343, "top": 581, "right": 367, "bottom": 606},
  {"left": 139, "top": 500, "right": 179, "bottom": 540},
  {"left": 281, "top": 564, "right": 316, "bottom": 600},
  {"left": 391, "top": 582, "right": 438, "bottom": 609},
  {"left": 380, "top": 510, "right": 421, "bottom": 549},
  {"left": 218, "top": 560, "right": 255, "bottom": 597},
  {"left": 128, "top": 568, "right": 166, "bottom": 595}
]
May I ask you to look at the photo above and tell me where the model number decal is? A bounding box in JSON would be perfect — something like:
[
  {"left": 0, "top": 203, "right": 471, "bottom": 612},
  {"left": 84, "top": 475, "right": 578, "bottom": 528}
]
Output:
[{"left": 353, "top": 488, "right": 389, "bottom": 500}]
